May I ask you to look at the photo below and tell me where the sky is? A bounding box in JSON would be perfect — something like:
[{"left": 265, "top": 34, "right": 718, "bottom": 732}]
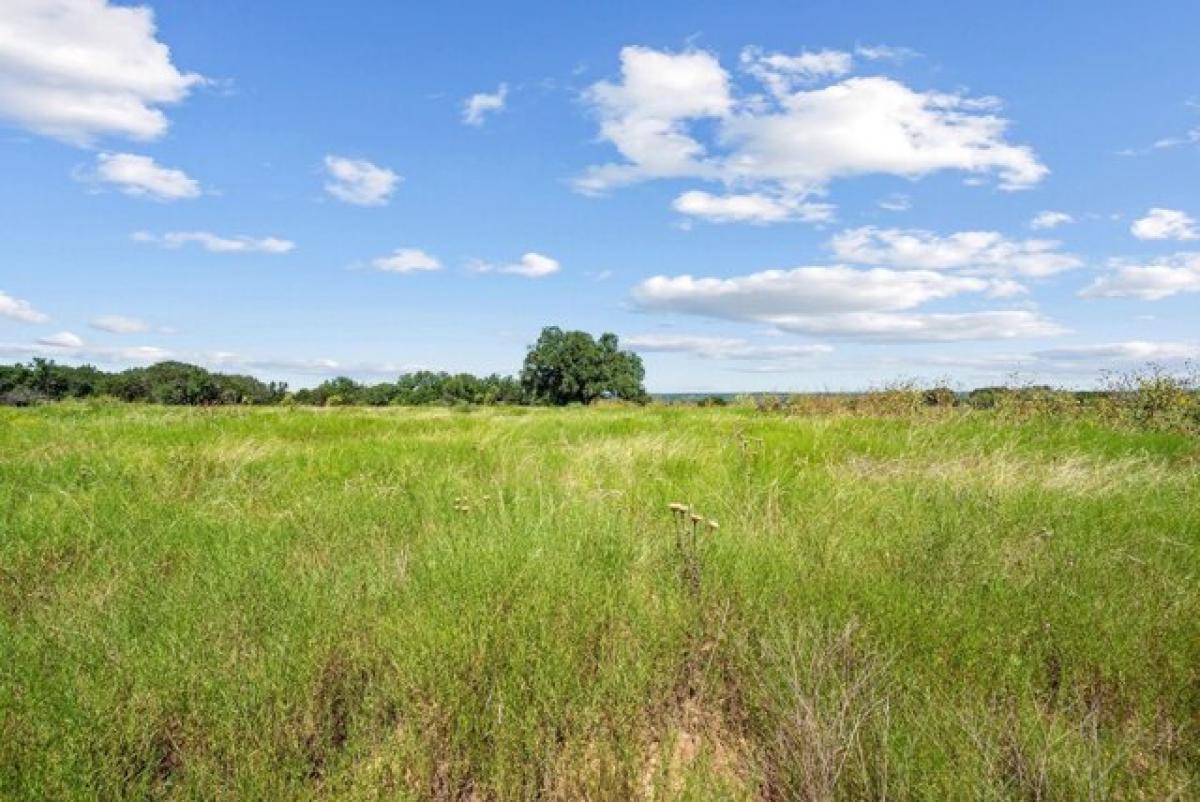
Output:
[{"left": 1, "top": 0, "right": 1198, "bottom": 393}]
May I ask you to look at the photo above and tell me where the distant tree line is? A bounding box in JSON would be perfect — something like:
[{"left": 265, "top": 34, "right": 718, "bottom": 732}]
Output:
[{"left": 0, "top": 327, "right": 648, "bottom": 407}]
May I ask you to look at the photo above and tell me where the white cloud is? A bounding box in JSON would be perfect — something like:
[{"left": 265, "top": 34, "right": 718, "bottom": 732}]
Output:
[
  {"left": 672, "top": 190, "right": 834, "bottom": 224},
  {"left": 740, "top": 47, "right": 853, "bottom": 97},
  {"left": 472, "top": 252, "right": 560, "bottom": 278},
  {"left": 0, "top": 0, "right": 204, "bottom": 145},
  {"left": 922, "top": 341, "right": 1200, "bottom": 374},
  {"left": 577, "top": 46, "right": 1046, "bottom": 201},
  {"left": 0, "top": 290, "right": 49, "bottom": 323},
  {"left": 878, "top": 193, "right": 911, "bottom": 212},
  {"left": 0, "top": 337, "right": 414, "bottom": 378},
  {"left": 1080, "top": 253, "right": 1200, "bottom": 300},
  {"left": 633, "top": 265, "right": 985, "bottom": 318},
  {"left": 625, "top": 333, "right": 832, "bottom": 360},
  {"left": 829, "top": 226, "right": 1081, "bottom": 277},
  {"left": 206, "top": 352, "right": 417, "bottom": 378},
  {"left": 90, "top": 314, "right": 149, "bottom": 334},
  {"left": 1030, "top": 210, "right": 1073, "bottom": 230},
  {"left": 87, "top": 152, "right": 201, "bottom": 200},
  {"left": 576, "top": 46, "right": 732, "bottom": 194},
  {"left": 1035, "top": 341, "right": 1200, "bottom": 365},
  {"left": 631, "top": 265, "right": 1064, "bottom": 342},
  {"left": 0, "top": 340, "right": 170, "bottom": 364},
  {"left": 132, "top": 230, "right": 294, "bottom": 253},
  {"left": 986, "top": 279, "right": 1029, "bottom": 298},
  {"left": 1152, "top": 128, "right": 1200, "bottom": 150},
  {"left": 369, "top": 248, "right": 442, "bottom": 273},
  {"left": 36, "top": 331, "right": 84, "bottom": 348},
  {"left": 767, "top": 310, "right": 1064, "bottom": 341},
  {"left": 1130, "top": 208, "right": 1198, "bottom": 241},
  {"left": 462, "top": 83, "right": 508, "bottom": 126},
  {"left": 323, "top": 155, "right": 400, "bottom": 206},
  {"left": 854, "top": 44, "right": 920, "bottom": 63}
]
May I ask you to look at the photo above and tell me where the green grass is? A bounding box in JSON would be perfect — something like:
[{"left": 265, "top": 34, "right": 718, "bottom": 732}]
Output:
[{"left": 2, "top": 402, "right": 1198, "bottom": 800}]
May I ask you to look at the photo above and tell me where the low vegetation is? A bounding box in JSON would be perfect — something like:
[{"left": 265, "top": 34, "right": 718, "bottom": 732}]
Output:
[{"left": 2, "top": 399, "right": 1197, "bottom": 799}]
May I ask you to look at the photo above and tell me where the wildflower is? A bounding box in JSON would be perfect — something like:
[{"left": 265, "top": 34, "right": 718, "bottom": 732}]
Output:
[
  {"left": 668, "top": 502, "right": 688, "bottom": 513},
  {"left": 690, "top": 513, "right": 703, "bottom": 523},
  {"left": 707, "top": 519, "right": 719, "bottom": 530}
]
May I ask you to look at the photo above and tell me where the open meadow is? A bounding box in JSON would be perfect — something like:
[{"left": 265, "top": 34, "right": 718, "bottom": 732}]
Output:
[{"left": 2, "top": 402, "right": 1198, "bottom": 800}]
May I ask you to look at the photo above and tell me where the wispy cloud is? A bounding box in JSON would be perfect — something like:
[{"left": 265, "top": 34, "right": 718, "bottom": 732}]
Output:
[
  {"left": 462, "top": 83, "right": 508, "bottom": 126},
  {"left": 132, "top": 231, "right": 295, "bottom": 253}
]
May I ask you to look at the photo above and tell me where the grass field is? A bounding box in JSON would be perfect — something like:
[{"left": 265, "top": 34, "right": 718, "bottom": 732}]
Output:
[{"left": 2, "top": 402, "right": 1198, "bottom": 800}]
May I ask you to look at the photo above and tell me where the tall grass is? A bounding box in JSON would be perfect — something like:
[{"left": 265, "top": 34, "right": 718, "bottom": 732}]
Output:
[{"left": 1, "top": 402, "right": 1197, "bottom": 799}]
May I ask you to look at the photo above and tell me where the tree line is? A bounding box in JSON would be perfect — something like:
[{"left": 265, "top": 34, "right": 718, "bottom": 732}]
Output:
[{"left": 0, "top": 327, "right": 648, "bottom": 407}]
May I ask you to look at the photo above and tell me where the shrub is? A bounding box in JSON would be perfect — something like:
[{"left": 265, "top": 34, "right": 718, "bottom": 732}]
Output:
[{"left": 0, "top": 387, "right": 45, "bottom": 407}]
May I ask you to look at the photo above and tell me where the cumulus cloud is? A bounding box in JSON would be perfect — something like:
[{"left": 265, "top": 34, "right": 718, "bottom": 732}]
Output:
[
  {"left": 0, "top": 0, "right": 204, "bottom": 145},
  {"left": 719, "top": 75, "right": 1045, "bottom": 192},
  {"left": 472, "top": 252, "right": 560, "bottom": 278},
  {"left": 0, "top": 290, "right": 50, "bottom": 323},
  {"left": 1080, "top": 253, "right": 1200, "bottom": 300},
  {"left": 577, "top": 46, "right": 731, "bottom": 194},
  {"left": 1130, "top": 208, "right": 1198, "bottom": 241},
  {"left": 90, "top": 314, "right": 149, "bottom": 334},
  {"left": 672, "top": 190, "right": 834, "bottom": 224},
  {"left": 829, "top": 226, "right": 1081, "bottom": 277},
  {"left": 323, "top": 155, "right": 400, "bottom": 206},
  {"left": 624, "top": 333, "right": 832, "bottom": 359},
  {"left": 630, "top": 265, "right": 1064, "bottom": 342},
  {"left": 369, "top": 248, "right": 442, "bottom": 273},
  {"left": 36, "top": 331, "right": 84, "bottom": 348},
  {"left": 132, "top": 230, "right": 294, "bottom": 253},
  {"left": 85, "top": 152, "right": 201, "bottom": 200},
  {"left": 462, "top": 83, "right": 508, "bottom": 126},
  {"left": 1030, "top": 210, "right": 1073, "bottom": 230},
  {"left": 577, "top": 46, "right": 1045, "bottom": 205}
]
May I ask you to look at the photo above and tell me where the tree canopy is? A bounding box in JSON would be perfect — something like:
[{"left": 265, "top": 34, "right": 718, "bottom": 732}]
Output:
[{"left": 519, "top": 327, "right": 647, "bottom": 405}]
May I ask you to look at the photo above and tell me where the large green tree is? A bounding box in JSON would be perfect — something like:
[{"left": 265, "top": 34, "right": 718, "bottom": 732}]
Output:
[{"left": 519, "top": 327, "right": 647, "bottom": 405}]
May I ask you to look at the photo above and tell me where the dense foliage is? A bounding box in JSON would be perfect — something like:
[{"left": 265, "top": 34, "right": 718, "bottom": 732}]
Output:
[
  {"left": 0, "top": 328, "right": 650, "bottom": 407},
  {"left": 0, "top": 359, "right": 286, "bottom": 406},
  {"left": 289, "top": 371, "right": 525, "bottom": 407},
  {"left": 519, "top": 327, "right": 647, "bottom": 404}
]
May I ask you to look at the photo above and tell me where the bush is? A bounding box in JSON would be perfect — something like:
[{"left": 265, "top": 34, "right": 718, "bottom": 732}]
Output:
[
  {"left": 922, "top": 387, "right": 957, "bottom": 407},
  {"left": 0, "top": 387, "right": 45, "bottom": 407}
]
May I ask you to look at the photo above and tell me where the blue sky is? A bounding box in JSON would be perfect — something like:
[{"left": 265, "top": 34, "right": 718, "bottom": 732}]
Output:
[{"left": 1, "top": 0, "right": 1198, "bottom": 392}]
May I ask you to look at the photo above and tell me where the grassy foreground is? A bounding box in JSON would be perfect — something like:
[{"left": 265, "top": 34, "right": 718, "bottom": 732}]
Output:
[{"left": 2, "top": 403, "right": 1198, "bottom": 800}]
